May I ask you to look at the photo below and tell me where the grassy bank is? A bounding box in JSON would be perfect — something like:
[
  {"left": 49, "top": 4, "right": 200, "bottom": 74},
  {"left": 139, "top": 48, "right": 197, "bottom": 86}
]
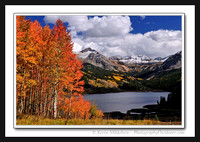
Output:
[{"left": 16, "top": 115, "right": 181, "bottom": 125}]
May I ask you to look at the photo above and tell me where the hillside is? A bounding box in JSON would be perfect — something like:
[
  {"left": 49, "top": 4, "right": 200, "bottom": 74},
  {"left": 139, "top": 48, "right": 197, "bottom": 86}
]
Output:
[
  {"left": 77, "top": 48, "right": 179, "bottom": 73},
  {"left": 135, "top": 51, "right": 182, "bottom": 80},
  {"left": 80, "top": 51, "right": 182, "bottom": 94},
  {"left": 77, "top": 48, "right": 129, "bottom": 72}
]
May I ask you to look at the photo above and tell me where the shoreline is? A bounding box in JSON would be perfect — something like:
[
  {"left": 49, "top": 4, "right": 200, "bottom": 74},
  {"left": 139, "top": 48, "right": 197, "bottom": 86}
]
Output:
[{"left": 83, "top": 89, "right": 170, "bottom": 95}]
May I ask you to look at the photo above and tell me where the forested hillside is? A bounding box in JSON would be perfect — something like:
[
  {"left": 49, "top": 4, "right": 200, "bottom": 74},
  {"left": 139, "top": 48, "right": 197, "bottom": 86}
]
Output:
[{"left": 81, "top": 62, "right": 181, "bottom": 94}]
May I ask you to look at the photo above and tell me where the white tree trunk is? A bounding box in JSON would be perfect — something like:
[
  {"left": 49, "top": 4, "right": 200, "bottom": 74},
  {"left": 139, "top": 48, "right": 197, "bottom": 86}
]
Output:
[
  {"left": 68, "top": 96, "right": 71, "bottom": 118},
  {"left": 54, "top": 90, "right": 57, "bottom": 119}
]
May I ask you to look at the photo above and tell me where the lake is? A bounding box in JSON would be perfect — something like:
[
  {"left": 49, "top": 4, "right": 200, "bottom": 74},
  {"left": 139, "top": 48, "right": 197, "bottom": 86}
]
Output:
[{"left": 83, "top": 92, "right": 170, "bottom": 113}]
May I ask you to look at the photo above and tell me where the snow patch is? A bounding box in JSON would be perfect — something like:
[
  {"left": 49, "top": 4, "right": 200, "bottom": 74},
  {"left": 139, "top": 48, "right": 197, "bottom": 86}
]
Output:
[{"left": 78, "top": 51, "right": 96, "bottom": 59}]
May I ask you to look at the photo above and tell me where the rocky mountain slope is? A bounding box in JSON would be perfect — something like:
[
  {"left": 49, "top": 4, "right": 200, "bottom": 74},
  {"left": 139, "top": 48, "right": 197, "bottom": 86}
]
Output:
[
  {"left": 136, "top": 51, "right": 182, "bottom": 80},
  {"left": 109, "top": 54, "right": 171, "bottom": 73},
  {"left": 157, "top": 51, "right": 182, "bottom": 71},
  {"left": 76, "top": 47, "right": 181, "bottom": 78},
  {"left": 77, "top": 48, "right": 129, "bottom": 72}
]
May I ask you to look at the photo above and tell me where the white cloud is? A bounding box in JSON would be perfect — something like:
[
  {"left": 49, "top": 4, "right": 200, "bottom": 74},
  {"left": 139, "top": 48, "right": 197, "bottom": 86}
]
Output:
[
  {"left": 44, "top": 16, "right": 182, "bottom": 58},
  {"left": 72, "top": 37, "right": 85, "bottom": 46},
  {"left": 68, "top": 26, "right": 77, "bottom": 38},
  {"left": 83, "top": 16, "right": 133, "bottom": 37},
  {"left": 44, "top": 15, "right": 132, "bottom": 38},
  {"left": 144, "top": 30, "right": 182, "bottom": 42},
  {"left": 75, "top": 30, "right": 182, "bottom": 58},
  {"left": 72, "top": 42, "right": 83, "bottom": 53},
  {"left": 140, "top": 15, "right": 146, "bottom": 20},
  {"left": 44, "top": 15, "right": 93, "bottom": 32}
]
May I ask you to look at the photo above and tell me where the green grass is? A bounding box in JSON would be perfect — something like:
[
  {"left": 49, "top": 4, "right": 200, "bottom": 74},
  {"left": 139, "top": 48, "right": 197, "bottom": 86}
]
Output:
[{"left": 16, "top": 115, "right": 181, "bottom": 125}]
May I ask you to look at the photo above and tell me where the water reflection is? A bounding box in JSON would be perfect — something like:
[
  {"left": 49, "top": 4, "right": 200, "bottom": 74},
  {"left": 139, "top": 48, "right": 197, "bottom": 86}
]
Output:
[{"left": 83, "top": 92, "right": 169, "bottom": 113}]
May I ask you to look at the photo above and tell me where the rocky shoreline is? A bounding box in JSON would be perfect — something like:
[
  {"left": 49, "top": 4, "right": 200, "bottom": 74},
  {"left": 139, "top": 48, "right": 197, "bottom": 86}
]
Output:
[{"left": 103, "top": 103, "right": 181, "bottom": 122}]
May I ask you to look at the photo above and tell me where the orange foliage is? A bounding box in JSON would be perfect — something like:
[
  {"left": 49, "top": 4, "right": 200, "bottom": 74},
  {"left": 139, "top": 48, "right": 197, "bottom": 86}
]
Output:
[
  {"left": 96, "top": 110, "right": 104, "bottom": 118},
  {"left": 60, "top": 95, "right": 91, "bottom": 119},
  {"left": 16, "top": 16, "right": 97, "bottom": 119}
]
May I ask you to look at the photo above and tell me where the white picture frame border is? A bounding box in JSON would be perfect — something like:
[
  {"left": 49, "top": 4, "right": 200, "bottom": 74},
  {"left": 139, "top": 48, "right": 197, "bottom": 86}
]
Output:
[{"left": 5, "top": 5, "right": 195, "bottom": 137}]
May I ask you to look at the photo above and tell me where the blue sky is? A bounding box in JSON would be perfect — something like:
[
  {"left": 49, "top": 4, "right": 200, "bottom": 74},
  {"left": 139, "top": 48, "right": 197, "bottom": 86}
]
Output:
[
  {"left": 25, "top": 15, "right": 182, "bottom": 34},
  {"left": 24, "top": 15, "right": 182, "bottom": 58},
  {"left": 129, "top": 16, "right": 181, "bottom": 34}
]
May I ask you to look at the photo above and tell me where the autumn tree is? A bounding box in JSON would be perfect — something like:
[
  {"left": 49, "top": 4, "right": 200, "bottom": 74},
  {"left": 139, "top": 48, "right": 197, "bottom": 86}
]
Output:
[
  {"left": 51, "top": 19, "right": 85, "bottom": 121},
  {"left": 16, "top": 17, "right": 101, "bottom": 122},
  {"left": 16, "top": 16, "right": 31, "bottom": 114},
  {"left": 50, "top": 19, "right": 74, "bottom": 118}
]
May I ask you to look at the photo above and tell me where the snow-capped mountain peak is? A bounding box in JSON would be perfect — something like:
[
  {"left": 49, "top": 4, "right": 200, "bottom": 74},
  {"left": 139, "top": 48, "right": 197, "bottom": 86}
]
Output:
[
  {"left": 76, "top": 48, "right": 129, "bottom": 72},
  {"left": 109, "top": 55, "right": 153, "bottom": 64}
]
